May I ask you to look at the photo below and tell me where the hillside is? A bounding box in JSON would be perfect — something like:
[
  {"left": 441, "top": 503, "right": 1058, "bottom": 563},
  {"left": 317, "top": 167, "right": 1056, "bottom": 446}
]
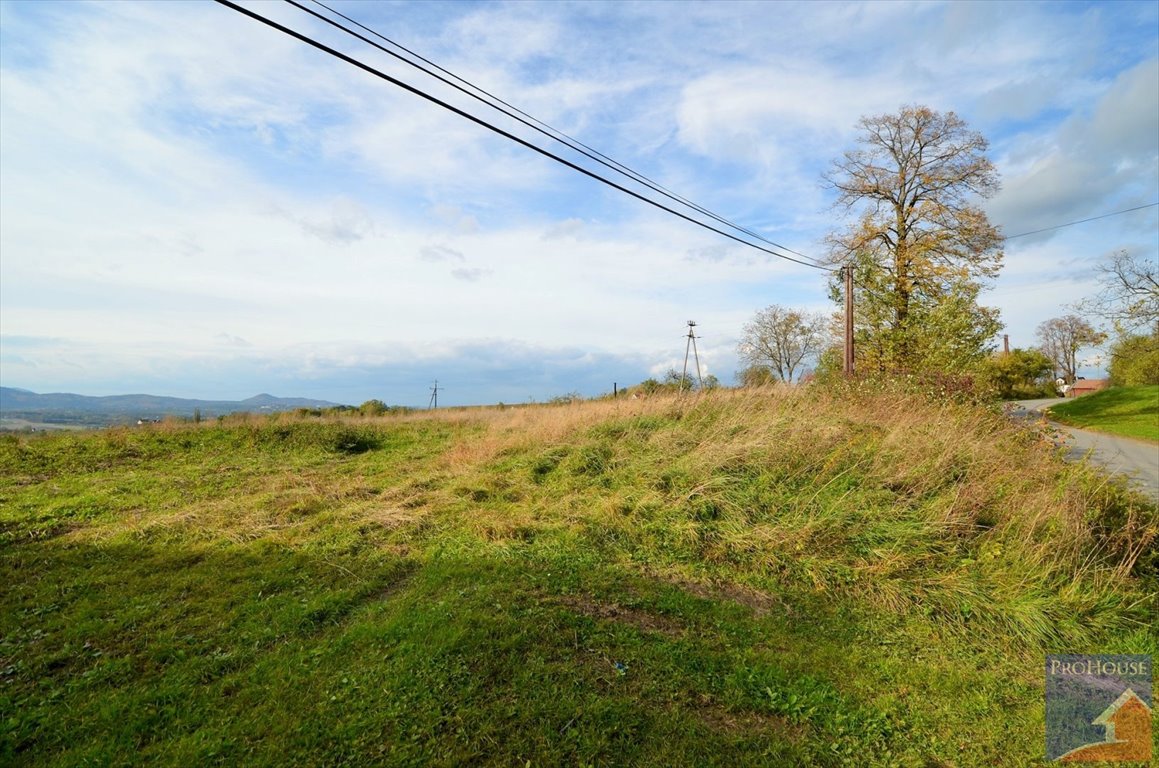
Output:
[
  {"left": 0, "top": 387, "right": 344, "bottom": 429},
  {"left": 1, "top": 388, "right": 1155, "bottom": 766},
  {"left": 1047, "top": 385, "right": 1159, "bottom": 443}
]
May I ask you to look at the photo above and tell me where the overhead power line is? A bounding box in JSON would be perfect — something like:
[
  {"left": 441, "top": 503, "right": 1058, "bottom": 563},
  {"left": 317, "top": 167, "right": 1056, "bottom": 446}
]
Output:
[
  {"left": 295, "top": 0, "right": 814, "bottom": 264},
  {"left": 212, "top": 0, "right": 830, "bottom": 271},
  {"left": 1004, "top": 202, "right": 1159, "bottom": 240}
]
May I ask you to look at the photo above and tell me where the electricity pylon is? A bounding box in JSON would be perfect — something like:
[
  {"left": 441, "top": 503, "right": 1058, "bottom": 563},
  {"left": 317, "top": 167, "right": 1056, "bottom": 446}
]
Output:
[{"left": 681, "top": 321, "right": 703, "bottom": 392}]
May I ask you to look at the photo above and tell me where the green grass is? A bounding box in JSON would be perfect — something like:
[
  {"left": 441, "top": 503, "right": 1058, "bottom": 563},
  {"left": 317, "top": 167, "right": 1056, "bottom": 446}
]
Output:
[
  {"left": 1047, "top": 384, "right": 1159, "bottom": 443},
  {"left": 1, "top": 391, "right": 1156, "bottom": 766}
]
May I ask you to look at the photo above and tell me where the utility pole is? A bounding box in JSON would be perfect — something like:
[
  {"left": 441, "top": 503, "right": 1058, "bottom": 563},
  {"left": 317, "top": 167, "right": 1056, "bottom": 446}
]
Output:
[
  {"left": 843, "top": 266, "right": 854, "bottom": 376},
  {"left": 1003, "top": 334, "right": 1010, "bottom": 355},
  {"left": 681, "top": 320, "right": 703, "bottom": 392},
  {"left": 428, "top": 379, "right": 440, "bottom": 410}
]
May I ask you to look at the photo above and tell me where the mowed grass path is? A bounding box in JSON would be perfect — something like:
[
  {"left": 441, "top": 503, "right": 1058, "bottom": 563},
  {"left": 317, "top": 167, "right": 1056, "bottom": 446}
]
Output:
[
  {"left": 1047, "top": 384, "right": 1159, "bottom": 443},
  {"left": 2, "top": 389, "right": 1156, "bottom": 767}
]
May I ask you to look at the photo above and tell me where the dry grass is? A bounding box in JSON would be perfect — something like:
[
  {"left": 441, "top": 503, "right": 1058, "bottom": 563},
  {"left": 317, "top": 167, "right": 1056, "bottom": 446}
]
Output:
[
  {"left": 7, "top": 385, "right": 1152, "bottom": 647},
  {"left": 400, "top": 385, "right": 1156, "bottom": 646}
]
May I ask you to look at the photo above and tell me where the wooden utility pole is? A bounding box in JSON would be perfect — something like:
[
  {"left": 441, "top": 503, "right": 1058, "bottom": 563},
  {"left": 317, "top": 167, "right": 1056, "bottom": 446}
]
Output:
[
  {"left": 843, "top": 266, "right": 854, "bottom": 375},
  {"left": 1003, "top": 334, "right": 1010, "bottom": 355},
  {"left": 428, "top": 380, "right": 440, "bottom": 410}
]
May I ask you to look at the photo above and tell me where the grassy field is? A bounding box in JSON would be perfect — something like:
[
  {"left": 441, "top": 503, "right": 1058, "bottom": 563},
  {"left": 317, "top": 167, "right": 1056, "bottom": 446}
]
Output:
[
  {"left": 2, "top": 387, "right": 1156, "bottom": 767},
  {"left": 1048, "top": 385, "right": 1159, "bottom": 443}
]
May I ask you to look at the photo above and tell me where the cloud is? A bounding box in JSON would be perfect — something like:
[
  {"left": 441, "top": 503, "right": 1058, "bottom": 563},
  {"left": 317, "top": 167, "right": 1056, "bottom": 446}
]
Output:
[
  {"left": 542, "top": 218, "right": 585, "bottom": 240},
  {"left": 989, "top": 57, "right": 1159, "bottom": 236},
  {"left": 430, "top": 204, "right": 480, "bottom": 234},
  {"left": 420, "top": 245, "right": 465, "bottom": 262},
  {"left": 295, "top": 200, "right": 377, "bottom": 245},
  {"left": 215, "top": 333, "right": 252, "bottom": 348},
  {"left": 450, "top": 267, "right": 491, "bottom": 282}
]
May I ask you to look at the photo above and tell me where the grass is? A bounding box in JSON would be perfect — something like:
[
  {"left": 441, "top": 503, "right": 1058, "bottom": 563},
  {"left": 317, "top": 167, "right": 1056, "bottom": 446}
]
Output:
[
  {"left": 1047, "top": 384, "right": 1159, "bottom": 443},
  {"left": 1, "top": 389, "right": 1156, "bottom": 766}
]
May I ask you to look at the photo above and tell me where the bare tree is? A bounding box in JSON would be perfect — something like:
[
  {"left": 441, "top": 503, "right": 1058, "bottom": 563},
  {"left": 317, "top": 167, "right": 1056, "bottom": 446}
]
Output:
[
  {"left": 1036, "top": 315, "right": 1107, "bottom": 384},
  {"left": 824, "top": 105, "right": 1003, "bottom": 369},
  {"left": 738, "top": 305, "right": 825, "bottom": 382},
  {"left": 1076, "top": 249, "right": 1159, "bottom": 335}
]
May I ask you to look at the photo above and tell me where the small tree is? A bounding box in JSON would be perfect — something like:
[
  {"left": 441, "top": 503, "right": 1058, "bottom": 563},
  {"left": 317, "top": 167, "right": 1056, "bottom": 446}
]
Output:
[
  {"left": 1036, "top": 315, "right": 1106, "bottom": 384},
  {"left": 738, "top": 305, "right": 825, "bottom": 382},
  {"left": 663, "top": 368, "right": 698, "bottom": 391}
]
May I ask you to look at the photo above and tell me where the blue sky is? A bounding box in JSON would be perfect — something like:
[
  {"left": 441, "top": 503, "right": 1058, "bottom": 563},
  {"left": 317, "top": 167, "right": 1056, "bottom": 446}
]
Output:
[{"left": 1, "top": 0, "right": 1156, "bottom": 406}]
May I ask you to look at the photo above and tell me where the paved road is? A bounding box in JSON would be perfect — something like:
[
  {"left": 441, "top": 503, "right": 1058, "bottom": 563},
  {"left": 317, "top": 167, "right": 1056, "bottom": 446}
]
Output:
[{"left": 1012, "top": 399, "right": 1159, "bottom": 502}]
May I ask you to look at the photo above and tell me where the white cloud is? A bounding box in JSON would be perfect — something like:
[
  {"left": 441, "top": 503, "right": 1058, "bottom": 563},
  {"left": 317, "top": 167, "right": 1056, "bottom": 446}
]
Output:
[
  {"left": 420, "top": 245, "right": 466, "bottom": 263},
  {"left": 989, "top": 57, "right": 1159, "bottom": 235}
]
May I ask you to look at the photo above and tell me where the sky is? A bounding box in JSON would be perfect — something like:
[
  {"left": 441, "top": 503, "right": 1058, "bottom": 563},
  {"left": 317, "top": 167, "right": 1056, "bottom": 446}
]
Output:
[{"left": 1, "top": 0, "right": 1156, "bottom": 407}]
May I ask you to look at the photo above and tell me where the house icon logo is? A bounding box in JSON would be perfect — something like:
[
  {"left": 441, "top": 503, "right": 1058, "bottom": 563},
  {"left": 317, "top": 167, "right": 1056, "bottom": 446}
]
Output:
[
  {"left": 1057, "top": 688, "right": 1152, "bottom": 762},
  {"left": 1045, "top": 655, "right": 1152, "bottom": 763}
]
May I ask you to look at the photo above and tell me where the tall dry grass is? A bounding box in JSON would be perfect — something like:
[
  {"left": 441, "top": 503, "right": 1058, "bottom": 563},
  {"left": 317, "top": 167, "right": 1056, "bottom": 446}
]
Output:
[
  {"left": 412, "top": 386, "right": 1156, "bottom": 647},
  {"left": 15, "top": 386, "right": 1150, "bottom": 647}
]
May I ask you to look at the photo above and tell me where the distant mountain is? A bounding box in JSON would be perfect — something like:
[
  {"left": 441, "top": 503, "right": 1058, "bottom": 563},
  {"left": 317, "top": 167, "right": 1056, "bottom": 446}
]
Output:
[{"left": 0, "top": 387, "right": 345, "bottom": 427}]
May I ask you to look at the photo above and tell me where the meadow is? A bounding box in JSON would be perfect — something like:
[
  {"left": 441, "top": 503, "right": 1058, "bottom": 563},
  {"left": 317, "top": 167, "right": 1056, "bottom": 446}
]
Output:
[
  {"left": 2, "top": 386, "right": 1155, "bottom": 767},
  {"left": 1047, "top": 384, "right": 1159, "bottom": 443}
]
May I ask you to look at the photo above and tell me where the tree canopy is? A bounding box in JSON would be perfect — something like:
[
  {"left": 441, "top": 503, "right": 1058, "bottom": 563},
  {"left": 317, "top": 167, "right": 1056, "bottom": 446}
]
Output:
[{"left": 825, "top": 106, "right": 1004, "bottom": 373}]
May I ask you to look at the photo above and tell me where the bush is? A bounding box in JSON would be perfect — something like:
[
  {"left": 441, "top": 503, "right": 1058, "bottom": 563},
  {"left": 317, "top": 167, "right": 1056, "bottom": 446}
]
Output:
[
  {"left": 976, "top": 348, "right": 1055, "bottom": 399},
  {"left": 359, "top": 399, "right": 389, "bottom": 417},
  {"left": 737, "top": 365, "right": 776, "bottom": 387}
]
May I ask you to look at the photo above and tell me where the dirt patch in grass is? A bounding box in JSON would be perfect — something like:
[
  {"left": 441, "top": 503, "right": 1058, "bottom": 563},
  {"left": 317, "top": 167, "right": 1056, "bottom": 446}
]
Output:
[
  {"left": 645, "top": 570, "right": 788, "bottom": 618},
  {"left": 693, "top": 695, "right": 807, "bottom": 741},
  {"left": 556, "top": 595, "right": 685, "bottom": 638},
  {"left": 362, "top": 505, "right": 423, "bottom": 529}
]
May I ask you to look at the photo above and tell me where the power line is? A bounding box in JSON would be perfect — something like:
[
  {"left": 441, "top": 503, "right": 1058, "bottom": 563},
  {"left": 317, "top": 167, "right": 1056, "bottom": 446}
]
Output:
[
  {"left": 212, "top": 0, "right": 831, "bottom": 272},
  {"left": 1003, "top": 202, "right": 1159, "bottom": 240},
  {"left": 294, "top": 0, "right": 815, "bottom": 264}
]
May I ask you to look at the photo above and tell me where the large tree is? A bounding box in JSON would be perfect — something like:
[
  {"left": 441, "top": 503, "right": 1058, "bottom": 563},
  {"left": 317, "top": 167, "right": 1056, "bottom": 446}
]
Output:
[
  {"left": 738, "top": 305, "right": 826, "bottom": 382},
  {"left": 1036, "top": 315, "right": 1106, "bottom": 384},
  {"left": 825, "top": 105, "right": 1004, "bottom": 371}
]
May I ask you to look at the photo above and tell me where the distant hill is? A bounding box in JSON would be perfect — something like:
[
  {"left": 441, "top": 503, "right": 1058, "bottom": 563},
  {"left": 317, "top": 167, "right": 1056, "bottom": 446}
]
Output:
[{"left": 0, "top": 387, "right": 345, "bottom": 428}]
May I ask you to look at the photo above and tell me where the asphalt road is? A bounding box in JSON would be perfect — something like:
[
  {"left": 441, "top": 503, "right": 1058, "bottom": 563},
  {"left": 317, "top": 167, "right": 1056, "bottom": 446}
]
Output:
[{"left": 1012, "top": 398, "right": 1159, "bottom": 502}]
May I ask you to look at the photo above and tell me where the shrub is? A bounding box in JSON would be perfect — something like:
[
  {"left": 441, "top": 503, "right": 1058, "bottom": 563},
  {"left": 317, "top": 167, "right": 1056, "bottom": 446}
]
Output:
[{"left": 976, "top": 348, "right": 1055, "bottom": 399}]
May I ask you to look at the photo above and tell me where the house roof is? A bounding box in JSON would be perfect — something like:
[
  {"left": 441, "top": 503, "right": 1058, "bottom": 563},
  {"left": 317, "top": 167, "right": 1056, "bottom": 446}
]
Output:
[
  {"left": 1070, "top": 379, "right": 1109, "bottom": 389},
  {"left": 1092, "top": 688, "right": 1152, "bottom": 725}
]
